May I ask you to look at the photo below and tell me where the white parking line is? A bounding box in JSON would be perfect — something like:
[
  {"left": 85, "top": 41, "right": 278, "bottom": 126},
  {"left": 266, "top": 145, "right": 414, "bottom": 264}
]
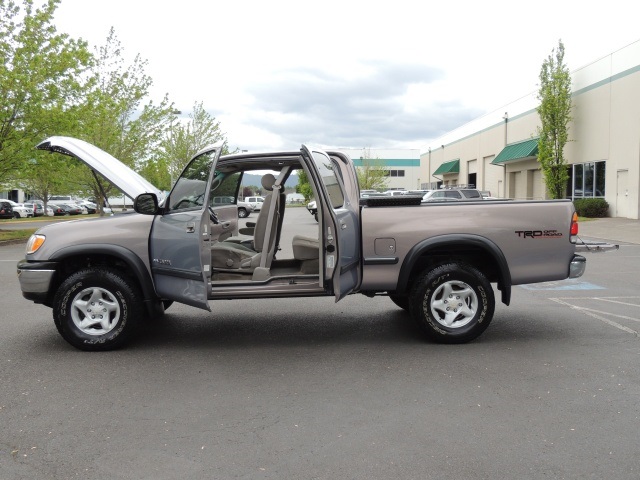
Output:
[
  {"left": 550, "top": 297, "right": 639, "bottom": 336},
  {"left": 593, "top": 297, "right": 640, "bottom": 307}
]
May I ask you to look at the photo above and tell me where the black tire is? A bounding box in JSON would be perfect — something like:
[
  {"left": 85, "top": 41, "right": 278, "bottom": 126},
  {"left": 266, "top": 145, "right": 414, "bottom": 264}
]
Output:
[
  {"left": 14, "top": 212, "right": 20, "bottom": 219},
  {"left": 238, "top": 208, "right": 248, "bottom": 218},
  {"left": 53, "top": 268, "right": 144, "bottom": 351},
  {"left": 389, "top": 294, "right": 410, "bottom": 311},
  {"left": 409, "top": 262, "right": 494, "bottom": 344}
]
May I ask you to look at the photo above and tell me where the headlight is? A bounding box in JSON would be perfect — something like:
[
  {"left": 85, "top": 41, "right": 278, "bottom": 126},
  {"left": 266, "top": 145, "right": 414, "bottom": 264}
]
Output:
[{"left": 26, "top": 234, "right": 46, "bottom": 254}]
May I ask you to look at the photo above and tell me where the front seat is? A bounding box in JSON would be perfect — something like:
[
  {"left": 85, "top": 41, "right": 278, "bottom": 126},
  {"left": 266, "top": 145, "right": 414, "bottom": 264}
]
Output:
[{"left": 210, "top": 173, "right": 285, "bottom": 272}]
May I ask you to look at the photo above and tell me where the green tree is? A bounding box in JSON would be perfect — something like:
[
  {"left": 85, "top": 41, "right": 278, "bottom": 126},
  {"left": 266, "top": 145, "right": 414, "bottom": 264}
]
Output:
[
  {"left": 16, "top": 152, "right": 77, "bottom": 209},
  {"left": 295, "top": 170, "right": 314, "bottom": 202},
  {"left": 141, "top": 101, "right": 228, "bottom": 190},
  {"left": 69, "top": 28, "right": 177, "bottom": 212},
  {"left": 537, "top": 40, "right": 572, "bottom": 199},
  {"left": 356, "top": 148, "right": 389, "bottom": 190},
  {"left": 0, "top": 0, "right": 90, "bottom": 183}
]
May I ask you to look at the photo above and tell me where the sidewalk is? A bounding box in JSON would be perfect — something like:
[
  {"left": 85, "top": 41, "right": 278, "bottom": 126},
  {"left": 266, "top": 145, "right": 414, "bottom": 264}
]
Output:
[{"left": 578, "top": 217, "right": 640, "bottom": 245}]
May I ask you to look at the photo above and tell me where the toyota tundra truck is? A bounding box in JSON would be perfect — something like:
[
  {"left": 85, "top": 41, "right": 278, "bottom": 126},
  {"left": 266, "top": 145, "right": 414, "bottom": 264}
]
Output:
[{"left": 18, "top": 136, "right": 593, "bottom": 350}]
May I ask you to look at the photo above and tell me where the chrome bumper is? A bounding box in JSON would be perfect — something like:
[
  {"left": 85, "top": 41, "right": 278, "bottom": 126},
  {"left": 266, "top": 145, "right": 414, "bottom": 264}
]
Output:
[
  {"left": 574, "top": 241, "right": 620, "bottom": 253},
  {"left": 17, "top": 260, "right": 57, "bottom": 302},
  {"left": 569, "top": 254, "right": 587, "bottom": 278}
]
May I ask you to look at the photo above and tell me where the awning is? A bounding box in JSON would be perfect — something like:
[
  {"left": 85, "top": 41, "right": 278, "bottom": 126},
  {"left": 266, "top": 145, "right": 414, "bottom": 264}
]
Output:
[
  {"left": 492, "top": 138, "right": 539, "bottom": 165},
  {"left": 433, "top": 159, "right": 460, "bottom": 175}
]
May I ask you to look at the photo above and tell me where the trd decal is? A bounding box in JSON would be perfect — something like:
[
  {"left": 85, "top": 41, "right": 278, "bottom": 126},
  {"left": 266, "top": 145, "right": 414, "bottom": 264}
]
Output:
[{"left": 515, "top": 230, "right": 563, "bottom": 239}]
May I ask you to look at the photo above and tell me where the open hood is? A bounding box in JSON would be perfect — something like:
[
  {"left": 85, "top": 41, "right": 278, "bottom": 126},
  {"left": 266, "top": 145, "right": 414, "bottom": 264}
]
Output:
[{"left": 36, "top": 136, "right": 165, "bottom": 202}]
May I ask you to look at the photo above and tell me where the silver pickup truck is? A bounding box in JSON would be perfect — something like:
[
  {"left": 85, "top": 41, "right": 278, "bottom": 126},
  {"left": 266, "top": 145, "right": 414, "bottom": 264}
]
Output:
[{"left": 18, "top": 136, "right": 591, "bottom": 351}]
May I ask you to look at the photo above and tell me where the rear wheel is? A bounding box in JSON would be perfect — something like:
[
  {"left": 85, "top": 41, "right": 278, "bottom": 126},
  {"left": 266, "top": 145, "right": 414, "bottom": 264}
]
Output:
[
  {"left": 238, "top": 208, "right": 248, "bottom": 218},
  {"left": 53, "top": 268, "right": 144, "bottom": 351},
  {"left": 409, "top": 262, "right": 494, "bottom": 344}
]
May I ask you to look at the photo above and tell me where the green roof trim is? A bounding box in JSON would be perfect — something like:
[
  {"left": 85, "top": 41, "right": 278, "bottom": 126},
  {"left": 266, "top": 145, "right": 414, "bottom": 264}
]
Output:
[
  {"left": 492, "top": 138, "right": 539, "bottom": 165},
  {"left": 433, "top": 159, "right": 460, "bottom": 175},
  {"left": 352, "top": 158, "right": 420, "bottom": 167}
]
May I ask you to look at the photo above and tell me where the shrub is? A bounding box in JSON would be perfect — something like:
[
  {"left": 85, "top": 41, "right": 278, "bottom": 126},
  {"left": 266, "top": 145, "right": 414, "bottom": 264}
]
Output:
[{"left": 573, "top": 198, "right": 609, "bottom": 218}]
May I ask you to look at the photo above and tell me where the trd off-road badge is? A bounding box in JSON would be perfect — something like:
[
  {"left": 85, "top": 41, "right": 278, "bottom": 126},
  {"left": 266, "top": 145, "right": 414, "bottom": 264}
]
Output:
[{"left": 514, "top": 230, "right": 563, "bottom": 239}]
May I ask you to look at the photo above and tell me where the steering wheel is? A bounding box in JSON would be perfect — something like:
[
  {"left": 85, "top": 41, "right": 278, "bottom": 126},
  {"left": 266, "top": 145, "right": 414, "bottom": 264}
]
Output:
[{"left": 208, "top": 207, "right": 219, "bottom": 224}]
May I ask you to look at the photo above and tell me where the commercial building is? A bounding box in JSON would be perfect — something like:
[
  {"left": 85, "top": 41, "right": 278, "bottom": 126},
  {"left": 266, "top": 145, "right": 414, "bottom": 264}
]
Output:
[
  {"left": 334, "top": 147, "right": 421, "bottom": 191},
  {"left": 420, "top": 40, "right": 640, "bottom": 219}
]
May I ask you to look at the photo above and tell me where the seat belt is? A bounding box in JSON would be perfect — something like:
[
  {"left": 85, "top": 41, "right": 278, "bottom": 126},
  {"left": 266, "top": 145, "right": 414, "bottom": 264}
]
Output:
[{"left": 259, "top": 167, "right": 290, "bottom": 269}]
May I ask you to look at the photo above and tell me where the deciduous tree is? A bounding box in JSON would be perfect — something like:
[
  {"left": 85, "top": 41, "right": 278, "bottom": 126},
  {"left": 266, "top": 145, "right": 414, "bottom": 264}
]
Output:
[
  {"left": 69, "top": 28, "right": 177, "bottom": 212},
  {"left": 0, "top": 0, "right": 90, "bottom": 183},
  {"left": 141, "top": 101, "right": 228, "bottom": 191},
  {"left": 356, "top": 148, "right": 389, "bottom": 191},
  {"left": 537, "top": 40, "right": 572, "bottom": 199}
]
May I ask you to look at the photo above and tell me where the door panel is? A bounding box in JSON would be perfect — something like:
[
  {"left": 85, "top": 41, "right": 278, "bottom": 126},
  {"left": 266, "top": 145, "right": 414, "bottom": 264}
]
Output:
[
  {"left": 149, "top": 145, "right": 223, "bottom": 310},
  {"left": 150, "top": 208, "right": 211, "bottom": 309},
  {"left": 210, "top": 204, "right": 239, "bottom": 242},
  {"left": 301, "top": 146, "right": 361, "bottom": 301}
]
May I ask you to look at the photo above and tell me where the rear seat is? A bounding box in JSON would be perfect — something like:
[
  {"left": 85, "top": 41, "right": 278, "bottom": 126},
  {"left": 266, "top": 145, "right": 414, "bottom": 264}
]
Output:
[{"left": 292, "top": 235, "right": 319, "bottom": 260}]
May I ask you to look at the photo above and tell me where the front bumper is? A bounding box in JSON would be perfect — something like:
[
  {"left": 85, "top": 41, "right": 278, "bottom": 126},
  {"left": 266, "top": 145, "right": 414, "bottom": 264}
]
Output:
[{"left": 17, "top": 259, "right": 58, "bottom": 303}]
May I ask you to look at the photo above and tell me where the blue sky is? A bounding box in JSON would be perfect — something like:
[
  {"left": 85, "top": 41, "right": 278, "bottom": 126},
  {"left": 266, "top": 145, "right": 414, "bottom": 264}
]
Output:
[{"left": 53, "top": 0, "right": 640, "bottom": 153}]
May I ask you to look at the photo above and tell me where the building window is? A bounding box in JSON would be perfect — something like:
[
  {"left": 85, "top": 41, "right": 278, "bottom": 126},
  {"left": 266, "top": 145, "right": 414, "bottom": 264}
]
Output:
[
  {"left": 385, "top": 169, "right": 405, "bottom": 177},
  {"left": 568, "top": 161, "right": 606, "bottom": 198}
]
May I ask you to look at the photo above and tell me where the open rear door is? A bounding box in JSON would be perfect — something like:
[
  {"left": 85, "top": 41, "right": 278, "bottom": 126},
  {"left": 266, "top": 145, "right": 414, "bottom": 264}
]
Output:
[
  {"left": 301, "top": 146, "right": 361, "bottom": 301},
  {"left": 149, "top": 144, "right": 223, "bottom": 310}
]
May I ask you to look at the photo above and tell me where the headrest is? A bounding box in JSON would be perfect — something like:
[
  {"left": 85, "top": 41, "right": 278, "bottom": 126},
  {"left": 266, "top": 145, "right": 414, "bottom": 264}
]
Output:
[{"left": 261, "top": 173, "right": 276, "bottom": 191}]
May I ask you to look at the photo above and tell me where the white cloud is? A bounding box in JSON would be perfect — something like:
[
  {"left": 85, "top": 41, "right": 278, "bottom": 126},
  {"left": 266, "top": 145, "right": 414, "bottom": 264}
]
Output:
[{"left": 53, "top": 0, "right": 640, "bottom": 152}]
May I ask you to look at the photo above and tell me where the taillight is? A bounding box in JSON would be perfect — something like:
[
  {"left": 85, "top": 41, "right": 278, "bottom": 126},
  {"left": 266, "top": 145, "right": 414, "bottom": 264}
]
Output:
[{"left": 570, "top": 212, "right": 579, "bottom": 239}]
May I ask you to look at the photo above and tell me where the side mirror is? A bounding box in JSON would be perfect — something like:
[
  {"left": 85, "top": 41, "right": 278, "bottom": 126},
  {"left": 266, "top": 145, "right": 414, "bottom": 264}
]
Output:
[{"left": 134, "top": 193, "right": 159, "bottom": 215}]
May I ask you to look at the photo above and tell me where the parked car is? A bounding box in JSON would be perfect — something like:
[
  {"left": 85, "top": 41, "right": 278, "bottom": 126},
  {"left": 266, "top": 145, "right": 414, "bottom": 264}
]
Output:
[
  {"left": 0, "top": 201, "right": 14, "bottom": 219},
  {"left": 6, "top": 200, "right": 33, "bottom": 218},
  {"left": 58, "top": 204, "right": 82, "bottom": 215},
  {"left": 422, "top": 188, "right": 484, "bottom": 202},
  {"left": 48, "top": 204, "right": 67, "bottom": 216},
  {"left": 212, "top": 196, "right": 254, "bottom": 218},
  {"left": 74, "top": 204, "right": 89, "bottom": 215},
  {"left": 24, "top": 202, "right": 45, "bottom": 217},
  {"left": 237, "top": 201, "right": 254, "bottom": 218},
  {"left": 77, "top": 201, "right": 97, "bottom": 214},
  {"left": 306, "top": 200, "right": 317, "bottom": 221},
  {"left": 245, "top": 196, "right": 264, "bottom": 211}
]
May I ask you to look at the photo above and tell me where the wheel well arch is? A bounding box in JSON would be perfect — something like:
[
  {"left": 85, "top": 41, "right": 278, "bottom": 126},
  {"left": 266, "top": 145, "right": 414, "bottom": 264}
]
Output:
[
  {"left": 396, "top": 234, "right": 512, "bottom": 305},
  {"left": 48, "top": 244, "right": 160, "bottom": 309}
]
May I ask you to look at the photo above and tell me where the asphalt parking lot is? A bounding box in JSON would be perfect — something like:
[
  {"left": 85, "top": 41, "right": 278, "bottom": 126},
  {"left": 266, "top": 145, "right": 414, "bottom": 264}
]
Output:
[{"left": 1, "top": 211, "right": 639, "bottom": 479}]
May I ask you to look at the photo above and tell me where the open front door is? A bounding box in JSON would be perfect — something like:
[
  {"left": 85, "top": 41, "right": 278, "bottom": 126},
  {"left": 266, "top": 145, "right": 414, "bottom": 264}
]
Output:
[
  {"left": 149, "top": 144, "right": 223, "bottom": 310},
  {"left": 301, "top": 146, "right": 361, "bottom": 301}
]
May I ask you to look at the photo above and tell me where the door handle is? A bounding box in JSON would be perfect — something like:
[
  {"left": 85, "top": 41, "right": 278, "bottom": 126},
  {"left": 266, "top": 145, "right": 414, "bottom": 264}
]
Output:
[
  {"left": 186, "top": 222, "right": 195, "bottom": 233},
  {"left": 221, "top": 222, "right": 231, "bottom": 229}
]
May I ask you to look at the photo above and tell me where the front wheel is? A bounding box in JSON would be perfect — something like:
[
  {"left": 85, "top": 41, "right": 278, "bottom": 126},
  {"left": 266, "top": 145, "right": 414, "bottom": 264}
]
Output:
[
  {"left": 409, "top": 263, "right": 495, "bottom": 344},
  {"left": 238, "top": 208, "right": 248, "bottom": 218},
  {"left": 53, "top": 268, "right": 144, "bottom": 351}
]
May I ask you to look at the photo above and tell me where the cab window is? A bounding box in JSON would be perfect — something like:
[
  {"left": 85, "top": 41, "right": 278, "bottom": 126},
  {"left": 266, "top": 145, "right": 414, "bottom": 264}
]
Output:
[
  {"left": 209, "top": 172, "right": 242, "bottom": 206},
  {"left": 311, "top": 151, "right": 344, "bottom": 208},
  {"left": 168, "top": 151, "right": 216, "bottom": 211}
]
